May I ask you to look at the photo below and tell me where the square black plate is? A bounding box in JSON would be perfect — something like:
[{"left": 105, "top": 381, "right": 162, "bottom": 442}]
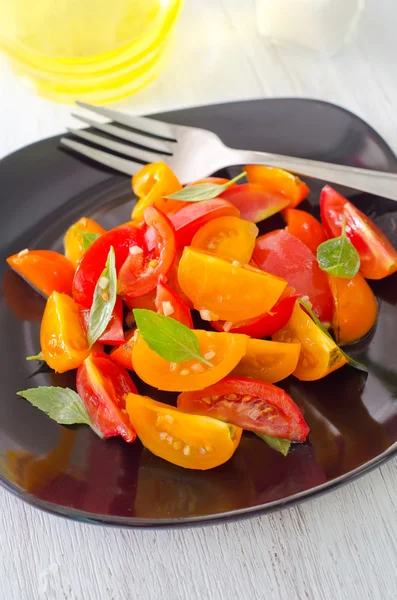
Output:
[{"left": 1, "top": 98, "right": 397, "bottom": 528}]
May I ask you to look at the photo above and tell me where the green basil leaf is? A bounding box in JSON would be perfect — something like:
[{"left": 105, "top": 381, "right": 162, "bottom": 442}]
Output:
[
  {"left": 298, "top": 299, "right": 367, "bottom": 372},
  {"left": 133, "top": 309, "right": 213, "bottom": 366},
  {"left": 74, "top": 228, "right": 101, "bottom": 251},
  {"left": 256, "top": 433, "right": 291, "bottom": 456},
  {"left": 17, "top": 386, "right": 103, "bottom": 437},
  {"left": 317, "top": 235, "right": 360, "bottom": 278},
  {"left": 26, "top": 352, "right": 44, "bottom": 361},
  {"left": 87, "top": 246, "right": 117, "bottom": 347},
  {"left": 165, "top": 171, "right": 246, "bottom": 202}
]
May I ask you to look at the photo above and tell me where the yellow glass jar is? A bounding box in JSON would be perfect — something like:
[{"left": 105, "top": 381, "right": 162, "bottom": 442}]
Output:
[{"left": 0, "top": 0, "right": 183, "bottom": 104}]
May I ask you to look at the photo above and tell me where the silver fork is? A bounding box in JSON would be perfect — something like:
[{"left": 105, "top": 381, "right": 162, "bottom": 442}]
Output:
[{"left": 61, "top": 101, "right": 397, "bottom": 201}]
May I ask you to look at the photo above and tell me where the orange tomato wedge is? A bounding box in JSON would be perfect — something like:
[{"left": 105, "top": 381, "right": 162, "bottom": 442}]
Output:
[
  {"left": 132, "top": 329, "right": 248, "bottom": 391},
  {"left": 178, "top": 247, "right": 287, "bottom": 322},
  {"left": 125, "top": 393, "right": 242, "bottom": 470},
  {"left": 245, "top": 165, "right": 309, "bottom": 208},
  {"left": 191, "top": 216, "right": 258, "bottom": 264},
  {"left": 273, "top": 303, "right": 347, "bottom": 381},
  {"left": 7, "top": 250, "right": 75, "bottom": 297},
  {"left": 132, "top": 161, "right": 183, "bottom": 220},
  {"left": 232, "top": 339, "right": 301, "bottom": 383},
  {"left": 110, "top": 329, "right": 136, "bottom": 370},
  {"left": 40, "top": 291, "right": 101, "bottom": 372},
  {"left": 329, "top": 274, "right": 378, "bottom": 346},
  {"left": 63, "top": 217, "right": 106, "bottom": 268}
]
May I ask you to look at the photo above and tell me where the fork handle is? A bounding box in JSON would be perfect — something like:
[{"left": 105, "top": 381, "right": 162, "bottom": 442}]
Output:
[{"left": 229, "top": 149, "right": 397, "bottom": 201}]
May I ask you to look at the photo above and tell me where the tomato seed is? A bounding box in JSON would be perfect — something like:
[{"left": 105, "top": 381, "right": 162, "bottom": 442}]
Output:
[
  {"left": 183, "top": 445, "right": 191, "bottom": 456},
  {"left": 173, "top": 441, "right": 182, "bottom": 450}
]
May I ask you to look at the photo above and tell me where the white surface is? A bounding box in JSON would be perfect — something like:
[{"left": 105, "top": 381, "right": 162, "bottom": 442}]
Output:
[{"left": 1, "top": 1, "right": 397, "bottom": 598}]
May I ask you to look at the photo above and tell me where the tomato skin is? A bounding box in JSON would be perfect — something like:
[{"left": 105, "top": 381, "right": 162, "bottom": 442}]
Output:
[
  {"left": 76, "top": 353, "right": 137, "bottom": 442},
  {"left": 221, "top": 183, "right": 289, "bottom": 223},
  {"left": 232, "top": 339, "right": 301, "bottom": 383},
  {"left": 132, "top": 161, "right": 183, "bottom": 220},
  {"left": 110, "top": 329, "right": 136, "bottom": 370},
  {"left": 63, "top": 217, "right": 106, "bottom": 268},
  {"left": 191, "top": 216, "right": 258, "bottom": 264},
  {"left": 155, "top": 276, "right": 193, "bottom": 328},
  {"left": 169, "top": 199, "right": 240, "bottom": 248},
  {"left": 254, "top": 229, "right": 333, "bottom": 323},
  {"left": 320, "top": 185, "right": 397, "bottom": 279},
  {"left": 79, "top": 297, "right": 124, "bottom": 346},
  {"left": 125, "top": 393, "right": 242, "bottom": 470},
  {"left": 245, "top": 165, "right": 309, "bottom": 208},
  {"left": 283, "top": 208, "right": 326, "bottom": 254},
  {"left": 118, "top": 206, "right": 176, "bottom": 299},
  {"left": 73, "top": 224, "right": 144, "bottom": 308},
  {"left": 329, "top": 273, "right": 378, "bottom": 345},
  {"left": 7, "top": 250, "right": 75, "bottom": 298},
  {"left": 211, "top": 290, "right": 298, "bottom": 338},
  {"left": 177, "top": 377, "right": 309, "bottom": 442}
]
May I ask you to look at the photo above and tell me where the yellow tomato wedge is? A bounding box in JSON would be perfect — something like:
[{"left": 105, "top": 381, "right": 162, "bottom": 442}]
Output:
[
  {"left": 273, "top": 303, "right": 347, "bottom": 381},
  {"left": 178, "top": 247, "right": 287, "bottom": 321},
  {"left": 132, "top": 329, "right": 248, "bottom": 391},
  {"left": 232, "top": 339, "right": 301, "bottom": 383},
  {"left": 191, "top": 216, "right": 258, "bottom": 264},
  {"left": 125, "top": 393, "right": 242, "bottom": 470},
  {"left": 63, "top": 217, "right": 106, "bottom": 268}
]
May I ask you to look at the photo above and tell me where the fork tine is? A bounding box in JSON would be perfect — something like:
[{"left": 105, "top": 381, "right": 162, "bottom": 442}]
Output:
[
  {"left": 60, "top": 138, "right": 142, "bottom": 176},
  {"left": 67, "top": 128, "right": 165, "bottom": 164},
  {"left": 71, "top": 113, "right": 174, "bottom": 154},
  {"left": 76, "top": 101, "right": 177, "bottom": 141}
]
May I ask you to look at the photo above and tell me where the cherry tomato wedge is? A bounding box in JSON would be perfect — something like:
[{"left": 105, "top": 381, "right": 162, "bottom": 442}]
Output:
[
  {"left": 165, "top": 249, "right": 193, "bottom": 308},
  {"left": 7, "top": 250, "right": 75, "bottom": 298},
  {"left": 40, "top": 291, "right": 102, "bottom": 373},
  {"left": 254, "top": 229, "right": 333, "bottom": 323},
  {"left": 221, "top": 183, "right": 289, "bottom": 223},
  {"left": 132, "top": 329, "right": 248, "bottom": 391},
  {"left": 79, "top": 297, "right": 124, "bottom": 346},
  {"left": 118, "top": 206, "right": 176, "bottom": 299},
  {"left": 73, "top": 223, "right": 143, "bottom": 308},
  {"left": 191, "top": 177, "right": 235, "bottom": 187},
  {"left": 132, "top": 161, "right": 183, "bottom": 220},
  {"left": 155, "top": 276, "right": 193, "bottom": 328},
  {"left": 178, "top": 247, "right": 287, "bottom": 322},
  {"left": 177, "top": 377, "right": 309, "bottom": 442},
  {"left": 211, "top": 289, "right": 298, "bottom": 338},
  {"left": 273, "top": 303, "right": 347, "bottom": 380},
  {"left": 283, "top": 208, "right": 326, "bottom": 254},
  {"left": 169, "top": 199, "right": 240, "bottom": 248},
  {"left": 125, "top": 393, "right": 242, "bottom": 470},
  {"left": 110, "top": 329, "right": 136, "bottom": 370},
  {"left": 63, "top": 217, "right": 106, "bottom": 268},
  {"left": 320, "top": 185, "right": 397, "bottom": 279},
  {"left": 245, "top": 165, "right": 309, "bottom": 208},
  {"left": 191, "top": 216, "right": 258, "bottom": 264},
  {"left": 232, "top": 339, "right": 301, "bottom": 383},
  {"left": 76, "top": 353, "right": 137, "bottom": 442},
  {"left": 328, "top": 273, "right": 378, "bottom": 346},
  {"left": 124, "top": 289, "right": 157, "bottom": 312}
]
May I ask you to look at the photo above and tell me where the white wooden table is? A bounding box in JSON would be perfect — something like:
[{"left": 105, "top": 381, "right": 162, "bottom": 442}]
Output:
[{"left": 1, "top": 1, "right": 397, "bottom": 598}]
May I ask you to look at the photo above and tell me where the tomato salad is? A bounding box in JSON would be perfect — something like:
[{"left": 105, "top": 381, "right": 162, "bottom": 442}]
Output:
[{"left": 10, "top": 162, "right": 397, "bottom": 470}]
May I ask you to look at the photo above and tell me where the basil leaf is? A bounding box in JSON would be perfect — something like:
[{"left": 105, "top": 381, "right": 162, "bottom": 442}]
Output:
[
  {"left": 165, "top": 172, "right": 246, "bottom": 202},
  {"left": 26, "top": 352, "right": 44, "bottom": 361},
  {"left": 317, "top": 235, "right": 360, "bottom": 278},
  {"left": 298, "top": 299, "right": 367, "bottom": 372},
  {"left": 87, "top": 246, "right": 117, "bottom": 347},
  {"left": 256, "top": 433, "right": 291, "bottom": 456},
  {"left": 133, "top": 309, "right": 213, "bottom": 366},
  {"left": 74, "top": 228, "right": 101, "bottom": 252},
  {"left": 17, "top": 386, "right": 103, "bottom": 437}
]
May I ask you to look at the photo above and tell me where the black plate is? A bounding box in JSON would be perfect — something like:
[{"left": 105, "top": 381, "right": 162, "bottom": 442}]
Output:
[{"left": 1, "top": 98, "right": 397, "bottom": 528}]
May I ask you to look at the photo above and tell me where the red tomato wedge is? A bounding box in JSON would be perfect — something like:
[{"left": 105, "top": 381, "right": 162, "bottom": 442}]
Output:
[
  {"left": 177, "top": 377, "right": 309, "bottom": 442},
  {"left": 254, "top": 229, "right": 333, "bottom": 323},
  {"left": 221, "top": 183, "right": 290, "bottom": 223},
  {"left": 79, "top": 297, "right": 124, "bottom": 346},
  {"left": 320, "top": 185, "right": 397, "bottom": 279},
  {"left": 283, "top": 208, "right": 326, "bottom": 254},
  {"left": 169, "top": 199, "right": 240, "bottom": 248},
  {"left": 245, "top": 165, "right": 309, "bottom": 208},
  {"left": 211, "top": 289, "right": 298, "bottom": 338},
  {"left": 155, "top": 276, "right": 193, "bottom": 328},
  {"left": 76, "top": 353, "right": 137, "bottom": 442},
  {"left": 73, "top": 223, "right": 143, "bottom": 308},
  {"left": 118, "top": 206, "right": 176, "bottom": 299},
  {"left": 7, "top": 250, "right": 75, "bottom": 298}
]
